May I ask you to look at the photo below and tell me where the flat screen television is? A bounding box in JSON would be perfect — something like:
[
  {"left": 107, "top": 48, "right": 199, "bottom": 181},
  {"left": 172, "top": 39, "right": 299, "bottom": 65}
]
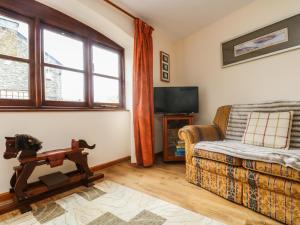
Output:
[{"left": 154, "top": 86, "right": 198, "bottom": 114}]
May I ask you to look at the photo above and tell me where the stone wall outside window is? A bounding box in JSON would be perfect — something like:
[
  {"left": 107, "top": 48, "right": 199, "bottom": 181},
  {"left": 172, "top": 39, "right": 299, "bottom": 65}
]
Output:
[{"left": 0, "top": 19, "right": 62, "bottom": 100}]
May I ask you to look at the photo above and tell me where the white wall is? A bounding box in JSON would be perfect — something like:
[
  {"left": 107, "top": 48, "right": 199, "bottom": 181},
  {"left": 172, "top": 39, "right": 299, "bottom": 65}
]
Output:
[
  {"left": 152, "top": 28, "right": 181, "bottom": 153},
  {"left": 0, "top": 111, "right": 130, "bottom": 192},
  {"left": 175, "top": 0, "right": 300, "bottom": 124}
]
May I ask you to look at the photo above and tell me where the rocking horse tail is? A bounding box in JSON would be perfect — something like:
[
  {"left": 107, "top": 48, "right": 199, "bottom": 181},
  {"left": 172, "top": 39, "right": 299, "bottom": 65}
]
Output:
[{"left": 78, "top": 140, "right": 96, "bottom": 149}]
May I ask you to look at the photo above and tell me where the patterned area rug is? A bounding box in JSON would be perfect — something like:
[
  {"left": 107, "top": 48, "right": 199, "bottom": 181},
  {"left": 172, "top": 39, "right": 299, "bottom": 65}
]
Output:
[{"left": 0, "top": 180, "right": 224, "bottom": 225}]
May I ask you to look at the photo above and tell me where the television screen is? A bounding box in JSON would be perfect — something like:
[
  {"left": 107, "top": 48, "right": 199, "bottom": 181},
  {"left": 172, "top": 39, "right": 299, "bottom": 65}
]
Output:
[{"left": 154, "top": 87, "right": 199, "bottom": 114}]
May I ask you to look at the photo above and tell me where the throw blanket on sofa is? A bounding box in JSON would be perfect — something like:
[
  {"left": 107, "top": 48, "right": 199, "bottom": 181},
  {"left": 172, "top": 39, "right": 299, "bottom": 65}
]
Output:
[
  {"left": 194, "top": 140, "right": 300, "bottom": 171},
  {"left": 225, "top": 101, "right": 300, "bottom": 148}
]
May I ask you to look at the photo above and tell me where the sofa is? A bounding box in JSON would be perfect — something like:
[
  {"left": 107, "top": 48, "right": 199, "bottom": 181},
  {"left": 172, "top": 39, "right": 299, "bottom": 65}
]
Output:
[{"left": 178, "top": 102, "right": 300, "bottom": 224}]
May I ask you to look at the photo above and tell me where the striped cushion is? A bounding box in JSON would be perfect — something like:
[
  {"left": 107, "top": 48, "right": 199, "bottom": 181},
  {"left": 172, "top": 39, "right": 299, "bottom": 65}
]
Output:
[
  {"left": 186, "top": 164, "right": 244, "bottom": 204},
  {"left": 193, "top": 149, "right": 242, "bottom": 166},
  {"left": 242, "top": 159, "right": 300, "bottom": 181},
  {"left": 225, "top": 101, "right": 300, "bottom": 148},
  {"left": 192, "top": 157, "right": 245, "bottom": 181},
  {"left": 243, "top": 170, "right": 300, "bottom": 198},
  {"left": 242, "top": 112, "right": 293, "bottom": 149}
]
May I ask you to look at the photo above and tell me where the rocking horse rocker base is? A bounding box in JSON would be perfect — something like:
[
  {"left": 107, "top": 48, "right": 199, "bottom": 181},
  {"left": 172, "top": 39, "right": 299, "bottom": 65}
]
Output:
[
  {"left": 12, "top": 169, "right": 104, "bottom": 214},
  {"left": 2, "top": 136, "right": 104, "bottom": 214}
]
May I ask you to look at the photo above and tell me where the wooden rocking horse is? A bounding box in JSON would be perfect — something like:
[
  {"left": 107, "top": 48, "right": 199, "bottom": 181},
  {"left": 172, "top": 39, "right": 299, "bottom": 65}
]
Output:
[{"left": 2, "top": 135, "right": 104, "bottom": 213}]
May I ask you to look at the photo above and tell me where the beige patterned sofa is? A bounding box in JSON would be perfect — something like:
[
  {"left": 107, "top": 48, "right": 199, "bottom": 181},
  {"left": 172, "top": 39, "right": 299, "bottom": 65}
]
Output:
[{"left": 179, "top": 102, "right": 300, "bottom": 224}]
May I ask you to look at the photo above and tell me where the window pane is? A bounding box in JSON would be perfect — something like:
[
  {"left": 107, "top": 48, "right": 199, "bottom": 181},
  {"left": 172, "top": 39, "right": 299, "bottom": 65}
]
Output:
[
  {"left": 43, "top": 29, "right": 83, "bottom": 70},
  {"left": 92, "top": 46, "right": 119, "bottom": 77},
  {"left": 0, "top": 59, "right": 29, "bottom": 99},
  {"left": 0, "top": 14, "right": 29, "bottom": 59},
  {"left": 44, "top": 67, "right": 84, "bottom": 102},
  {"left": 93, "top": 76, "right": 119, "bottom": 103}
]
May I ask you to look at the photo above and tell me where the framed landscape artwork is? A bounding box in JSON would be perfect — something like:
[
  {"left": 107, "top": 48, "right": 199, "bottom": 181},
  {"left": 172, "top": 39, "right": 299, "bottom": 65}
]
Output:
[
  {"left": 222, "top": 13, "right": 300, "bottom": 67},
  {"left": 160, "top": 51, "right": 170, "bottom": 82}
]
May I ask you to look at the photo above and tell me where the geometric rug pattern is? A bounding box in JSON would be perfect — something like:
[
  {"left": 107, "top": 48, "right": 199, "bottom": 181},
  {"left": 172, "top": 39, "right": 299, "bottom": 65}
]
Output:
[{"left": 0, "top": 180, "right": 225, "bottom": 225}]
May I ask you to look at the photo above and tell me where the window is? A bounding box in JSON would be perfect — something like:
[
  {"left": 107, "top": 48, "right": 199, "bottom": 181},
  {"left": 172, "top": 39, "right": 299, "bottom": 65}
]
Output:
[
  {"left": 42, "top": 28, "right": 85, "bottom": 103},
  {"left": 92, "top": 45, "right": 120, "bottom": 104},
  {"left": 0, "top": 12, "right": 32, "bottom": 104},
  {"left": 0, "top": 2, "right": 125, "bottom": 110}
]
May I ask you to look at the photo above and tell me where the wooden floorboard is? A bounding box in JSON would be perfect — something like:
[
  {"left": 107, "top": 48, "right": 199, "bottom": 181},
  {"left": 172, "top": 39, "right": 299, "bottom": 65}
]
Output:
[{"left": 0, "top": 158, "right": 281, "bottom": 225}]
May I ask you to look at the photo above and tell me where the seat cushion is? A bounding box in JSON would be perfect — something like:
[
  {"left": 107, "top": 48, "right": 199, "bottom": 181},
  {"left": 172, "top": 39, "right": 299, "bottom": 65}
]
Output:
[
  {"left": 193, "top": 148, "right": 242, "bottom": 166},
  {"left": 244, "top": 170, "right": 300, "bottom": 198},
  {"left": 243, "top": 159, "right": 300, "bottom": 182},
  {"left": 191, "top": 157, "right": 300, "bottom": 198},
  {"left": 194, "top": 140, "right": 300, "bottom": 172},
  {"left": 186, "top": 163, "right": 243, "bottom": 204},
  {"left": 192, "top": 157, "right": 245, "bottom": 181}
]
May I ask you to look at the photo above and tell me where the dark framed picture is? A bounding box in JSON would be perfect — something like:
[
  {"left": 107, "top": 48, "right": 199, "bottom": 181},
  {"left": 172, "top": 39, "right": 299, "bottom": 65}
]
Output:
[
  {"left": 162, "top": 72, "right": 168, "bottom": 79},
  {"left": 160, "top": 51, "right": 170, "bottom": 82},
  {"left": 162, "top": 54, "right": 169, "bottom": 63},
  {"left": 162, "top": 63, "right": 168, "bottom": 71},
  {"left": 222, "top": 13, "right": 300, "bottom": 67}
]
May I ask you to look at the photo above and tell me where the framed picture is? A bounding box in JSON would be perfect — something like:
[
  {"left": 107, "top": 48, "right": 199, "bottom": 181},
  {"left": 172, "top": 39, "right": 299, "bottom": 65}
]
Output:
[
  {"left": 160, "top": 51, "right": 170, "bottom": 82},
  {"left": 222, "top": 13, "right": 300, "bottom": 67}
]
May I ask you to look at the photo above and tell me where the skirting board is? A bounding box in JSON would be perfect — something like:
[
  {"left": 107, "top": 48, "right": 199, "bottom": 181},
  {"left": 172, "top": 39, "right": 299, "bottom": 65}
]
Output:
[
  {"left": 90, "top": 156, "right": 130, "bottom": 172},
  {"left": 0, "top": 156, "right": 131, "bottom": 203}
]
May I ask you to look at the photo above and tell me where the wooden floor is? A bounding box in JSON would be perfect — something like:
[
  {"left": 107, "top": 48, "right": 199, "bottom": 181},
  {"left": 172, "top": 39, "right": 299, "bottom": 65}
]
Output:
[{"left": 0, "top": 158, "right": 281, "bottom": 225}]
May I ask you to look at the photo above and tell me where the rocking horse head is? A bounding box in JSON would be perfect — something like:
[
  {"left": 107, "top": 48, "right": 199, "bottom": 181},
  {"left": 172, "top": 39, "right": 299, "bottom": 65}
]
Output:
[{"left": 4, "top": 135, "right": 42, "bottom": 159}]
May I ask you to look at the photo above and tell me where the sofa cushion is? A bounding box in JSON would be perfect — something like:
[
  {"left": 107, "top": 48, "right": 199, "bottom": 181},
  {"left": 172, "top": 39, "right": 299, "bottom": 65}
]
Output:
[
  {"left": 243, "top": 159, "right": 300, "bottom": 182},
  {"left": 225, "top": 101, "right": 300, "bottom": 148},
  {"left": 186, "top": 163, "right": 243, "bottom": 204},
  {"left": 194, "top": 140, "right": 300, "bottom": 172},
  {"left": 192, "top": 157, "right": 245, "bottom": 181},
  {"left": 244, "top": 170, "right": 300, "bottom": 198},
  {"left": 242, "top": 111, "right": 293, "bottom": 149},
  {"left": 193, "top": 148, "right": 242, "bottom": 166}
]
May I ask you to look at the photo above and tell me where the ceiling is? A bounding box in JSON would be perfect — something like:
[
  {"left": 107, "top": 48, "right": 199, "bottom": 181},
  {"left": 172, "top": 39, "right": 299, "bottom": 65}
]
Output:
[{"left": 109, "top": 0, "right": 253, "bottom": 39}]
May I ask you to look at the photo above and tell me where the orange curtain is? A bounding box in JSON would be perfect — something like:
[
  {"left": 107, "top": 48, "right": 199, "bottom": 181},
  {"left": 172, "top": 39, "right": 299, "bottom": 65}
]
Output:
[{"left": 133, "top": 19, "right": 154, "bottom": 167}]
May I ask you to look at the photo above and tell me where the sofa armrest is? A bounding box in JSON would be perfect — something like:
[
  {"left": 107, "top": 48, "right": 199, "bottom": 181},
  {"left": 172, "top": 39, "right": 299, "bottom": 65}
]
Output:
[{"left": 178, "top": 125, "right": 221, "bottom": 164}]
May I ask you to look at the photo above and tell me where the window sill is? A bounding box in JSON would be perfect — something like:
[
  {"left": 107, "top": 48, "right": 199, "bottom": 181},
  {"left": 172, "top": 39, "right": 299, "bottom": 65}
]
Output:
[{"left": 0, "top": 106, "right": 129, "bottom": 112}]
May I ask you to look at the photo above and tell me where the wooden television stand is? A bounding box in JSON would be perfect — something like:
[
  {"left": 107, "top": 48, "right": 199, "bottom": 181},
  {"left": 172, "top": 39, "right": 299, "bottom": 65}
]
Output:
[{"left": 162, "top": 114, "right": 193, "bottom": 162}]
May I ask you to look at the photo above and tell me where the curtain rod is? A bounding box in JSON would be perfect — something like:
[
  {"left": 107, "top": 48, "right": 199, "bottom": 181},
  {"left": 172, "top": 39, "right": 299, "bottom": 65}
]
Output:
[
  {"left": 103, "top": 0, "right": 137, "bottom": 20},
  {"left": 103, "top": 0, "right": 154, "bottom": 30}
]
